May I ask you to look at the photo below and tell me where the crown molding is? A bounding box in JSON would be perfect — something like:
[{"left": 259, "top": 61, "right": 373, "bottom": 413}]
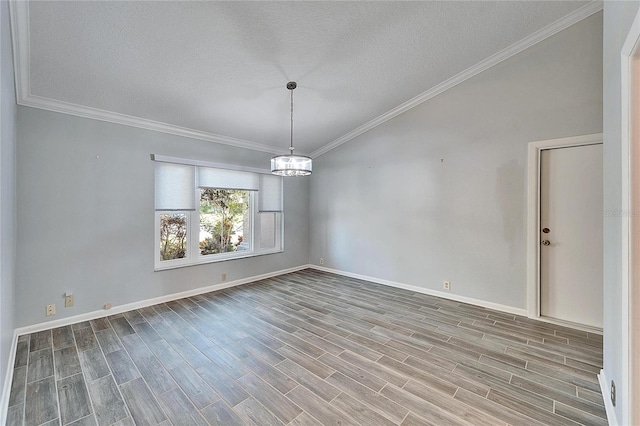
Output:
[
  {"left": 10, "top": 0, "right": 602, "bottom": 158},
  {"left": 19, "top": 94, "right": 285, "bottom": 155},
  {"left": 310, "top": 1, "right": 604, "bottom": 158}
]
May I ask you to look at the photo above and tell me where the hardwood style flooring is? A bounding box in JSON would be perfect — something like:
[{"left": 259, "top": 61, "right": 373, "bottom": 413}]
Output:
[{"left": 6, "top": 269, "right": 606, "bottom": 426}]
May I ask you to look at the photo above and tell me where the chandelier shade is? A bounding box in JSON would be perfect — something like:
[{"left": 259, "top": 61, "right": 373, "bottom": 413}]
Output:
[
  {"left": 271, "top": 81, "right": 312, "bottom": 176},
  {"left": 271, "top": 155, "right": 312, "bottom": 176}
]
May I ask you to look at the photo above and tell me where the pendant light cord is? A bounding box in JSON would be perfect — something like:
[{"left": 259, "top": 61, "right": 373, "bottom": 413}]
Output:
[{"left": 290, "top": 87, "right": 294, "bottom": 153}]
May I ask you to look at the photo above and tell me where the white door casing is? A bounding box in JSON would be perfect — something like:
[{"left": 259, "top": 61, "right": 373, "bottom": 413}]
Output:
[
  {"left": 621, "top": 8, "right": 640, "bottom": 425},
  {"left": 539, "top": 144, "right": 603, "bottom": 328},
  {"left": 527, "top": 133, "right": 603, "bottom": 332}
]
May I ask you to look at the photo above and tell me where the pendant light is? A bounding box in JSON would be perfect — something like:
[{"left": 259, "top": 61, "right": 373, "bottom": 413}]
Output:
[{"left": 271, "top": 82, "right": 312, "bottom": 176}]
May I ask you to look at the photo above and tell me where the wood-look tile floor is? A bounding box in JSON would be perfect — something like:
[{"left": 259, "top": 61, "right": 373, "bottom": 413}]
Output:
[{"left": 6, "top": 269, "right": 606, "bottom": 426}]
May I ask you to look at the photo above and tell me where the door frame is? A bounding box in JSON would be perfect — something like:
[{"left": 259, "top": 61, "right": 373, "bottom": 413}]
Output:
[
  {"left": 621, "top": 9, "right": 640, "bottom": 425},
  {"left": 526, "top": 133, "right": 603, "bottom": 328}
]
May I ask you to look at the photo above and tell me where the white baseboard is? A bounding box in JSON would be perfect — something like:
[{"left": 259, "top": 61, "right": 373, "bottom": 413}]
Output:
[
  {"left": 598, "top": 369, "right": 618, "bottom": 426},
  {"left": 308, "top": 265, "right": 528, "bottom": 316},
  {"left": 14, "top": 264, "right": 309, "bottom": 336},
  {"left": 0, "top": 331, "right": 19, "bottom": 426},
  {"left": 526, "top": 314, "right": 603, "bottom": 335}
]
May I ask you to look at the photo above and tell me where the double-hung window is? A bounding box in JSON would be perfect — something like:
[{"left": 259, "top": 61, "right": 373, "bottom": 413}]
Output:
[{"left": 153, "top": 156, "right": 283, "bottom": 270}]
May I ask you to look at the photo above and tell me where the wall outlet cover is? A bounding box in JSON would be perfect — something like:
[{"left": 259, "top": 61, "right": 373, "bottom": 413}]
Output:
[
  {"left": 65, "top": 294, "right": 74, "bottom": 307},
  {"left": 46, "top": 304, "right": 56, "bottom": 316},
  {"left": 611, "top": 380, "right": 616, "bottom": 406}
]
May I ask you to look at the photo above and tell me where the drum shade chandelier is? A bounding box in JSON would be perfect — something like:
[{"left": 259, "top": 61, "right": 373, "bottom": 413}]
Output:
[{"left": 271, "top": 82, "right": 312, "bottom": 176}]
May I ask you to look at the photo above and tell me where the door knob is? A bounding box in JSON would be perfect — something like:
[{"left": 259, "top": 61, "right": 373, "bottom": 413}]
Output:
[{"left": 541, "top": 240, "right": 551, "bottom": 246}]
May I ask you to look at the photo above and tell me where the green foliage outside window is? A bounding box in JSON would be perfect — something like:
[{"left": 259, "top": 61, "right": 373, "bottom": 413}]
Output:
[
  {"left": 199, "top": 189, "right": 249, "bottom": 255},
  {"left": 159, "top": 213, "right": 187, "bottom": 260}
]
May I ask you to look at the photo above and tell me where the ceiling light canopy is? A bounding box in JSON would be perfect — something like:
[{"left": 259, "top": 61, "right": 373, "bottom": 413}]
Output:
[{"left": 271, "top": 82, "right": 312, "bottom": 176}]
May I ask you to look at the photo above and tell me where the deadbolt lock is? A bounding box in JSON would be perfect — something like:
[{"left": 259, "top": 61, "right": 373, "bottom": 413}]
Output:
[
  {"left": 541, "top": 240, "right": 551, "bottom": 246},
  {"left": 542, "top": 228, "right": 550, "bottom": 234}
]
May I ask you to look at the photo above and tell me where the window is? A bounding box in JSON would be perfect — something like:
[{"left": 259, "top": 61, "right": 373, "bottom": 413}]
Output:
[
  {"left": 199, "top": 189, "right": 251, "bottom": 255},
  {"left": 153, "top": 157, "right": 283, "bottom": 270},
  {"left": 159, "top": 213, "right": 188, "bottom": 260}
]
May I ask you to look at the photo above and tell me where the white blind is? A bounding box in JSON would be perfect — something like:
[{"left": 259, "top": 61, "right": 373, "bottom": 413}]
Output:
[
  {"left": 259, "top": 212, "right": 276, "bottom": 248},
  {"left": 259, "top": 174, "right": 283, "bottom": 212},
  {"left": 198, "top": 167, "right": 259, "bottom": 190},
  {"left": 154, "top": 162, "right": 195, "bottom": 211}
]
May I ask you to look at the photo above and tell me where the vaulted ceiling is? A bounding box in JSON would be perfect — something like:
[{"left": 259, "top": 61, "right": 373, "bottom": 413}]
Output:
[{"left": 10, "top": 1, "right": 601, "bottom": 156}]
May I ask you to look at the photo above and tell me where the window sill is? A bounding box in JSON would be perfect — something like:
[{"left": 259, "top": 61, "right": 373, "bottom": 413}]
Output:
[{"left": 154, "top": 249, "right": 284, "bottom": 272}]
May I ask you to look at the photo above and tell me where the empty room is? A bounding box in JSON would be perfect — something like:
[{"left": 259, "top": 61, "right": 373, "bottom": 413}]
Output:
[{"left": 1, "top": 1, "right": 638, "bottom": 425}]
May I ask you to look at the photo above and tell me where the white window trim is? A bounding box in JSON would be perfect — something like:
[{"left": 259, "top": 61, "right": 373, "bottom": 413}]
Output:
[
  {"left": 154, "top": 211, "right": 193, "bottom": 269},
  {"left": 153, "top": 156, "right": 284, "bottom": 271}
]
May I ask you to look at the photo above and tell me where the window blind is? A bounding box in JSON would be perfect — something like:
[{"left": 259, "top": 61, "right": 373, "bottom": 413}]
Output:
[
  {"left": 259, "top": 212, "right": 276, "bottom": 248},
  {"left": 259, "top": 174, "right": 283, "bottom": 212},
  {"left": 197, "top": 167, "right": 259, "bottom": 191},
  {"left": 154, "top": 162, "right": 195, "bottom": 211},
  {"left": 153, "top": 155, "right": 282, "bottom": 213}
]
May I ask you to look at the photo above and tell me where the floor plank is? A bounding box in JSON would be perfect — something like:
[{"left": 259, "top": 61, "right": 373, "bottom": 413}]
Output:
[
  {"left": 236, "top": 372, "right": 302, "bottom": 424},
  {"left": 86, "top": 375, "right": 129, "bottom": 425},
  {"left": 156, "top": 387, "right": 209, "bottom": 426},
  {"left": 25, "top": 376, "right": 59, "bottom": 425},
  {"left": 168, "top": 364, "right": 220, "bottom": 409},
  {"left": 119, "top": 377, "right": 167, "bottom": 425},
  {"left": 78, "top": 347, "right": 110, "bottom": 382},
  {"left": 200, "top": 400, "right": 244, "bottom": 425},
  {"left": 27, "top": 348, "right": 54, "bottom": 383},
  {"left": 54, "top": 346, "right": 82, "bottom": 380},
  {"left": 233, "top": 396, "right": 285, "bottom": 426},
  {"left": 57, "top": 373, "right": 92, "bottom": 425}
]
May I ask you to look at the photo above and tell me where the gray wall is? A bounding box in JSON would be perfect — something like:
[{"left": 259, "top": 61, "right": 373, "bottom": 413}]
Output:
[
  {"left": 310, "top": 13, "right": 603, "bottom": 310},
  {"left": 15, "top": 107, "right": 309, "bottom": 327},
  {"left": 0, "top": 0, "right": 17, "bottom": 405},
  {"left": 602, "top": 1, "right": 640, "bottom": 422}
]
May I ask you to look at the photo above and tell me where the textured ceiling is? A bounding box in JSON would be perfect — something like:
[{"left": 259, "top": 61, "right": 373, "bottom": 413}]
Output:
[{"left": 18, "top": 1, "right": 596, "bottom": 156}]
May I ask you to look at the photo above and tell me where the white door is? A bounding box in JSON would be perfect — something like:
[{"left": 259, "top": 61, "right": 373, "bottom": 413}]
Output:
[{"left": 539, "top": 143, "right": 603, "bottom": 328}]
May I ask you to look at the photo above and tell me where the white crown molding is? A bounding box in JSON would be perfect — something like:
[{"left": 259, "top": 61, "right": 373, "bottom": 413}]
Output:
[
  {"left": 310, "top": 1, "right": 604, "bottom": 158},
  {"left": 10, "top": 0, "right": 602, "bottom": 158},
  {"left": 19, "top": 95, "right": 285, "bottom": 155}
]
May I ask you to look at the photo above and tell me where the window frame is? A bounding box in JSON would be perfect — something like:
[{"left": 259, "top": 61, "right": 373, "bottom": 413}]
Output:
[
  {"left": 153, "top": 157, "right": 284, "bottom": 271},
  {"left": 154, "top": 211, "right": 192, "bottom": 269}
]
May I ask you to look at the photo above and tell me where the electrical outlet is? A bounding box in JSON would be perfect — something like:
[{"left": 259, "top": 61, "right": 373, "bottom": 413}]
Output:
[
  {"left": 104, "top": 303, "right": 112, "bottom": 310},
  {"left": 611, "top": 380, "right": 616, "bottom": 406},
  {"left": 65, "top": 292, "right": 74, "bottom": 307},
  {"left": 320, "top": 258, "right": 324, "bottom": 265},
  {"left": 221, "top": 273, "right": 227, "bottom": 282},
  {"left": 46, "top": 304, "right": 56, "bottom": 316},
  {"left": 443, "top": 281, "right": 451, "bottom": 291}
]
